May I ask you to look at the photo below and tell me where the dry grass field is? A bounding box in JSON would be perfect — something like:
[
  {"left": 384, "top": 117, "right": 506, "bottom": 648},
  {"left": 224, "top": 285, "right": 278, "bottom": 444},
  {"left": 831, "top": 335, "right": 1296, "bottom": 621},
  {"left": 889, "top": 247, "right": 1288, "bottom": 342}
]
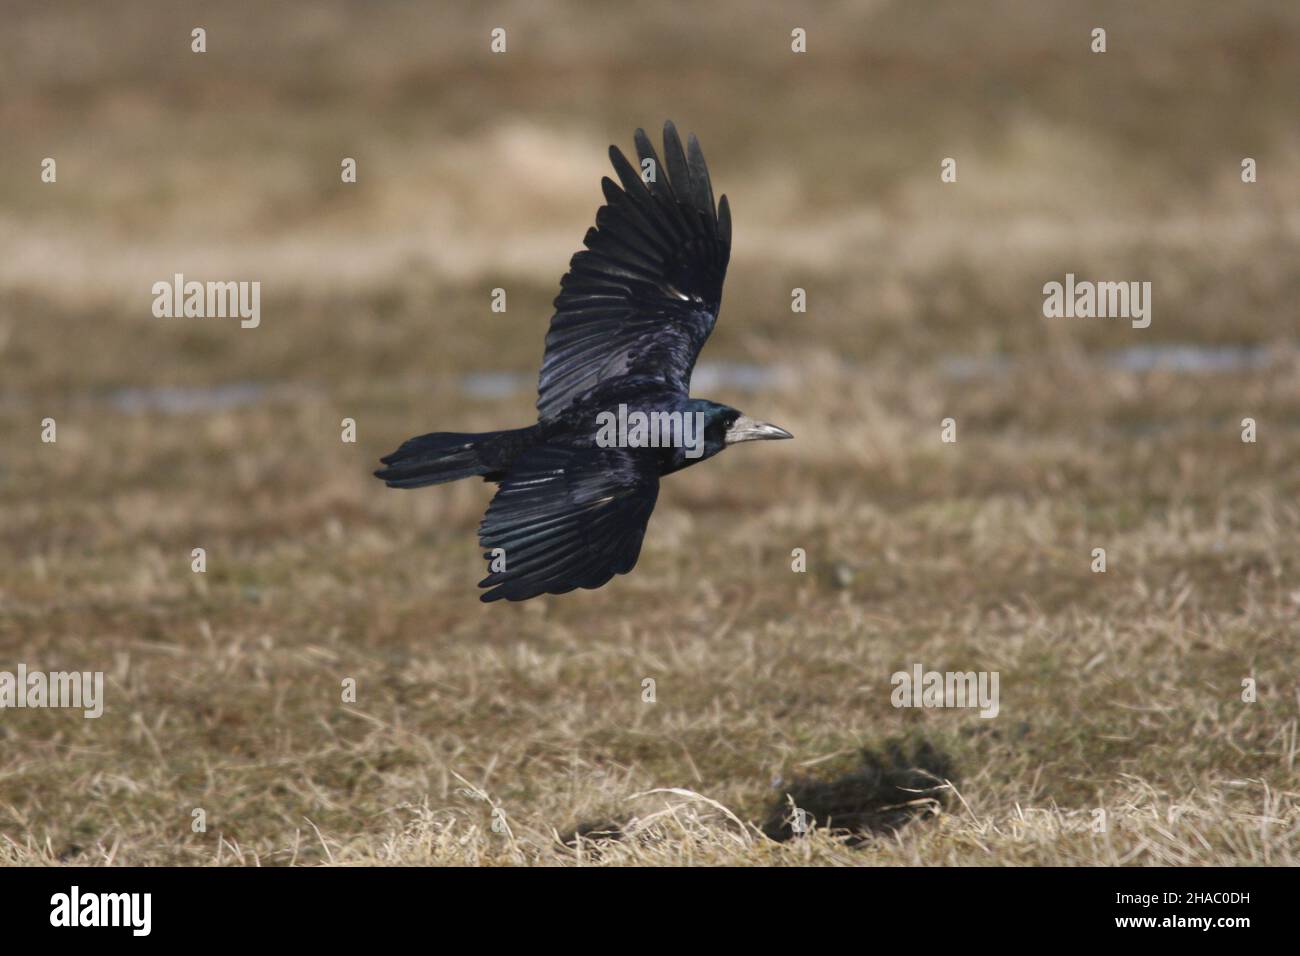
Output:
[{"left": 1, "top": 0, "right": 1298, "bottom": 865}]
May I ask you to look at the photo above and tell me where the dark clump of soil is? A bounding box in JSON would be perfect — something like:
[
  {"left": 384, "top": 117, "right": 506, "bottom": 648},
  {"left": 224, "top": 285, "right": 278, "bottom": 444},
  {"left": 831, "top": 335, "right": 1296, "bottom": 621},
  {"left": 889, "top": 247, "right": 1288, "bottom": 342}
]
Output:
[
  {"left": 558, "top": 819, "right": 624, "bottom": 853},
  {"left": 761, "top": 740, "right": 955, "bottom": 845}
]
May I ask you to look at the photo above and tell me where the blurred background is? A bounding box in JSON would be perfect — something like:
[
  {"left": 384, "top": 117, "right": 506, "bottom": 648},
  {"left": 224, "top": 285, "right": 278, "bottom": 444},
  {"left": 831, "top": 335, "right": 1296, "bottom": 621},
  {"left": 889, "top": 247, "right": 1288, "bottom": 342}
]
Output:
[{"left": 0, "top": 0, "right": 1297, "bottom": 864}]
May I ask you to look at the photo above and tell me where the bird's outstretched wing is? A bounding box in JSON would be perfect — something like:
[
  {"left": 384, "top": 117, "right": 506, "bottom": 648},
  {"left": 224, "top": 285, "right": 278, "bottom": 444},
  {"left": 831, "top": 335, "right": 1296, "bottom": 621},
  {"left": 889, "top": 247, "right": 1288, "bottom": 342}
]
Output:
[
  {"left": 477, "top": 446, "right": 661, "bottom": 602},
  {"left": 535, "top": 121, "right": 732, "bottom": 422}
]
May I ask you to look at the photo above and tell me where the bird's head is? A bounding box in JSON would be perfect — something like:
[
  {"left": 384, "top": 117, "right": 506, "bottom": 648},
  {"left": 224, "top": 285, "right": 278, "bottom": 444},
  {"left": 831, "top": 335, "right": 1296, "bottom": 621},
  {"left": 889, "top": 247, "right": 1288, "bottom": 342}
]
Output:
[{"left": 691, "top": 400, "right": 793, "bottom": 461}]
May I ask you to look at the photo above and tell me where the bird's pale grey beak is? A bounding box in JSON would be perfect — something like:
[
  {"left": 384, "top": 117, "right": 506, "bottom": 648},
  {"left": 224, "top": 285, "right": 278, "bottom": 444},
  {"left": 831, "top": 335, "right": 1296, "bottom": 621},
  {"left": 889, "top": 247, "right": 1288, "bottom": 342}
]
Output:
[{"left": 725, "top": 415, "right": 794, "bottom": 445}]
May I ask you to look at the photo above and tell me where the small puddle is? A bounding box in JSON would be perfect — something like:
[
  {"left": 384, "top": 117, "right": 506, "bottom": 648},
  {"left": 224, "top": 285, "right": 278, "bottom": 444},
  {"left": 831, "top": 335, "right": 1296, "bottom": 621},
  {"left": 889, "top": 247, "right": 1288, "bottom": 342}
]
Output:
[
  {"left": 107, "top": 382, "right": 290, "bottom": 415},
  {"left": 1103, "top": 344, "right": 1272, "bottom": 374},
  {"left": 940, "top": 344, "right": 1277, "bottom": 381}
]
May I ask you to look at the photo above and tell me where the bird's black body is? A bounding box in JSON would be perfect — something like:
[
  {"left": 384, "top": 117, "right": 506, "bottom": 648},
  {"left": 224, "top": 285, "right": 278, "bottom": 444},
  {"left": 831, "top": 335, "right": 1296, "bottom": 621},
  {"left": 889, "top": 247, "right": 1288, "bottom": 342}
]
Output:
[{"left": 376, "top": 122, "right": 791, "bottom": 602}]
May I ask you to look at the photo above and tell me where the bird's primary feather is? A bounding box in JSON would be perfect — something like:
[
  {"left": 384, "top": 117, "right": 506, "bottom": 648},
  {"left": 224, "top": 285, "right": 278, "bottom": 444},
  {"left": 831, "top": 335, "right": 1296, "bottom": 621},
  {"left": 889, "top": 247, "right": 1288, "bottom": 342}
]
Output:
[
  {"left": 535, "top": 121, "right": 731, "bottom": 422},
  {"left": 477, "top": 446, "right": 660, "bottom": 602}
]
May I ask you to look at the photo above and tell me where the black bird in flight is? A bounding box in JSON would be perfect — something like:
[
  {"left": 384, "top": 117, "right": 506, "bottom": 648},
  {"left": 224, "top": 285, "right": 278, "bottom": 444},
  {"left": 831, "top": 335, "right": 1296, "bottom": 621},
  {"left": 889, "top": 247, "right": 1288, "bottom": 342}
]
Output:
[{"left": 376, "top": 121, "right": 792, "bottom": 602}]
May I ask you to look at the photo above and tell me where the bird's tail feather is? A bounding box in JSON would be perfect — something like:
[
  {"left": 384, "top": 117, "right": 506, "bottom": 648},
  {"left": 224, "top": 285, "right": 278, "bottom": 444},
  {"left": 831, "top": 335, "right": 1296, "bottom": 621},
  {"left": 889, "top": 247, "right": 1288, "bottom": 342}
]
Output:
[{"left": 374, "top": 431, "right": 500, "bottom": 488}]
